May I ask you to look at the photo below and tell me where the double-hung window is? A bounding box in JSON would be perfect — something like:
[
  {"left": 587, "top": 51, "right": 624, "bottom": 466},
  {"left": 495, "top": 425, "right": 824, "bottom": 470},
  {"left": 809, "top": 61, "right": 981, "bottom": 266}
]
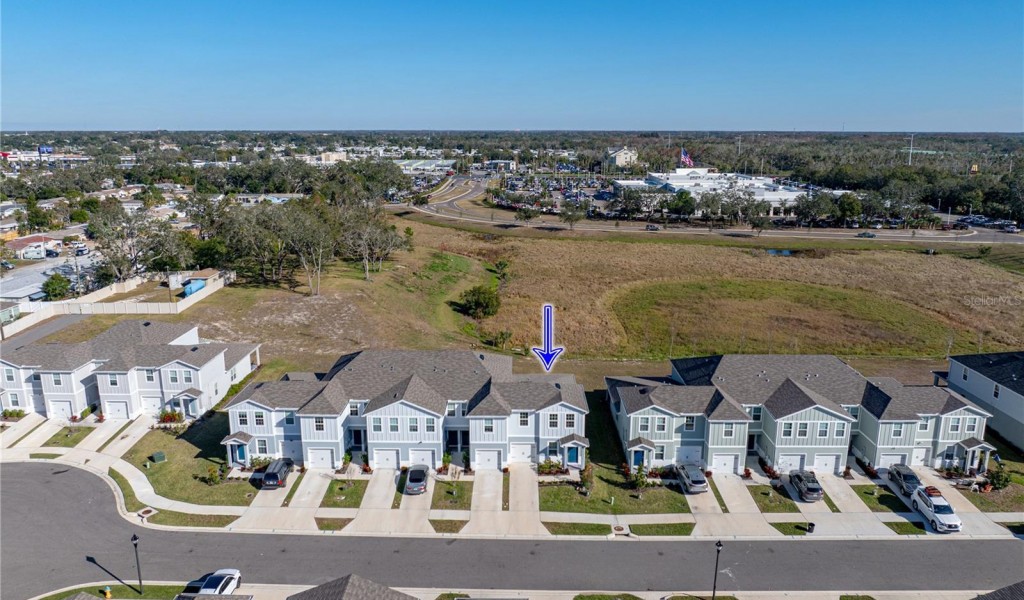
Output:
[
  {"left": 3, "top": 368, "right": 13, "bottom": 382},
  {"left": 751, "top": 406, "right": 762, "bottom": 421},
  {"left": 722, "top": 423, "right": 735, "bottom": 438},
  {"left": 238, "top": 412, "right": 248, "bottom": 426},
  {"left": 314, "top": 417, "right": 325, "bottom": 432},
  {"left": 519, "top": 412, "right": 529, "bottom": 427},
  {"left": 408, "top": 418, "right": 419, "bottom": 433},
  {"left": 256, "top": 439, "right": 267, "bottom": 454},
  {"left": 966, "top": 418, "right": 977, "bottom": 433},
  {"left": 549, "top": 414, "right": 558, "bottom": 428},
  {"left": 639, "top": 417, "right": 650, "bottom": 432},
  {"left": 950, "top": 417, "right": 961, "bottom": 433},
  {"left": 835, "top": 422, "right": 846, "bottom": 438},
  {"left": 782, "top": 422, "right": 793, "bottom": 437},
  {"left": 426, "top": 418, "right": 436, "bottom": 433},
  {"left": 484, "top": 418, "right": 494, "bottom": 433},
  {"left": 547, "top": 441, "right": 558, "bottom": 455},
  {"left": 10, "top": 393, "right": 20, "bottom": 407},
  {"left": 389, "top": 418, "right": 399, "bottom": 433},
  {"left": 892, "top": 423, "right": 904, "bottom": 438},
  {"left": 169, "top": 370, "right": 179, "bottom": 384},
  {"left": 446, "top": 403, "right": 459, "bottom": 417},
  {"left": 797, "top": 423, "right": 809, "bottom": 438},
  {"left": 994, "top": 385, "right": 1000, "bottom": 399},
  {"left": 145, "top": 369, "right": 155, "bottom": 382},
  {"left": 918, "top": 420, "right": 929, "bottom": 431},
  {"left": 372, "top": 417, "right": 382, "bottom": 432},
  {"left": 683, "top": 416, "right": 696, "bottom": 431},
  {"left": 254, "top": 412, "right": 265, "bottom": 426},
  {"left": 817, "top": 423, "right": 829, "bottom": 438},
  {"left": 53, "top": 374, "right": 62, "bottom": 386},
  {"left": 285, "top": 412, "right": 295, "bottom": 425},
  {"left": 655, "top": 445, "right": 665, "bottom": 460},
  {"left": 349, "top": 403, "right": 359, "bottom": 417},
  {"left": 962, "top": 367, "right": 968, "bottom": 381},
  {"left": 655, "top": 417, "right": 666, "bottom": 432},
  {"left": 183, "top": 370, "right": 193, "bottom": 384},
  {"left": 565, "top": 413, "right": 576, "bottom": 429},
  {"left": 108, "top": 374, "right": 118, "bottom": 387}
]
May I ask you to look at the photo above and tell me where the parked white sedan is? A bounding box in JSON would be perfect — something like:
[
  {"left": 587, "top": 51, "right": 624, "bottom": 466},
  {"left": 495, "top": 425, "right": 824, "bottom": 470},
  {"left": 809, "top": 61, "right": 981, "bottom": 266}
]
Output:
[
  {"left": 198, "top": 568, "right": 242, "bottom": 595},
  {"left": 911, "top": 486, "right": 962, "bottom": 533}
]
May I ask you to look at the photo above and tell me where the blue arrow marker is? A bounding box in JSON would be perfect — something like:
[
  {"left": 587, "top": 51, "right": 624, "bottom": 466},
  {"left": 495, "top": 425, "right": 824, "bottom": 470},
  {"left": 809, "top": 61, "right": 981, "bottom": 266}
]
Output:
[{"left": 531, "top": 303, "right": 564, "bottom": 372}]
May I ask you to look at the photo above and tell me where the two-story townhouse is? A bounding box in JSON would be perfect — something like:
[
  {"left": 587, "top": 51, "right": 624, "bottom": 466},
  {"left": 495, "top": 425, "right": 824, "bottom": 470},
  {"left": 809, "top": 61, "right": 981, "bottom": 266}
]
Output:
[
  {"left": 0, "top": 320, "right": 260, "bottom": 421},
  {"left": 858, "top": 377, "right": 994, "bottom": 472},
  {"left": 222, "top": 349, "right": 588, "bottom": 471},
  {"left": 606, "top": 354, "right": 994, "bottom": 476},
  {"left": 1, "top": 343, "right": 99, "bottom": 419},
  {"left": 942, "top": 352, "right": 1023, "bottom": 451}
]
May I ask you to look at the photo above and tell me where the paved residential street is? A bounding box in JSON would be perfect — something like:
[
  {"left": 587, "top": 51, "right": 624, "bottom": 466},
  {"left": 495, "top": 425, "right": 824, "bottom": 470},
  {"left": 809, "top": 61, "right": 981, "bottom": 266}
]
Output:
[{"left": 3, "top": 462, "right": 1022, "bottom": 600}]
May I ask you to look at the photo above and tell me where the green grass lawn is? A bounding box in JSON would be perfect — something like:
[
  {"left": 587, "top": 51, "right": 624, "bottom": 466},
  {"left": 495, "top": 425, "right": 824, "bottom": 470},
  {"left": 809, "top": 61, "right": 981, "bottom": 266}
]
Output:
[
  {"left": 432, "top": 480, "right": 473, "bottom": 510},
  {"left": 315, "top": 517, "right": 353, "bottom": 531},
  {"left": 707, "top": 476, "right": 730, "bottom": 513},
  {"left": 121, "top": 413, "right": 256, "bottom": 506},
  {"left": 886, "top": 521, "right": 928, "bottom": 535},
  {"left": 823, "top": 492, "right": 841, "bottom": 513},
  {"left": 38, "top": 585, "right": 185, "bottom": 600},
  {"left": 434, "top": 594, "right": 471, "bottom": 600},
  {"left": 393, "top": 471, "right": 409, "bottom": 508},
  {"left": 502, "top": 472, "right": 510, "bottom": 510},
  {"left": 666, "top": 596, "right": 740, "bottom": 600},
  {"left": 747, "top": 485, "right": 800, "bottom": 513},
  {"left": 573, "top": 595, "right": 644, "bottom": 600},
  {"left": 281, "top": 472, "right": 304, "bottom": 507},
  {"left": 771, "top": 522, "right": 809, "bottom": 536},
  {"left": 840, "top": 596, "right": 877, "bottom": 600},
  {"left": 109, "top": 468, "right": 147, "bottom": 512},
  {"left": 30, "top": 453, "right": 62, "bottom": 459},
  {"left": 543, "top": 522, "right": 611, "bottom": 536},
  {"left": 628, "top": 522, "right": 695, "bottom": 536},
  {"left": 430, "top": 519, "right": 468, "bottom": 533},
  {"left": 148, "top": 511, "right": 237, "bottom": 528},
  {"left": 963, "top": 432, "right": 1024, "bottom": 513},
  {"left": 320, "top": 479, "right": 368, "bottom": 508},
  {"left": 851, "top": 484, "right": 910, "bottom": 512},
  {"left": 43, "top": 426, "right": 93, "bottom": 448},
  {"left": 539, "top": 392, "right": 690, "bottom": 515}
]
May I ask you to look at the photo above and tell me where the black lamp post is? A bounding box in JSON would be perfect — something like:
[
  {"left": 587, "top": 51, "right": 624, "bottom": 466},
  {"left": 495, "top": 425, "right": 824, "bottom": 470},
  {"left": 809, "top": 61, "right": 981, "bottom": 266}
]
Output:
[
  {"left": 711, "top": 540, "right": 723, "bottom": 600},
  {"left": 131, "top": 534, "right": 142, "bottom": 593}
]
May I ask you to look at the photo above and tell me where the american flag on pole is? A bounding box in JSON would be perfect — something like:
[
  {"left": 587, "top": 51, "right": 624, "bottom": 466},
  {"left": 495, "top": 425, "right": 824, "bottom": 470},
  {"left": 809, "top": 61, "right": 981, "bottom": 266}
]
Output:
[{"left": 680, "top": 148, "right": 695, "bottom": 167}]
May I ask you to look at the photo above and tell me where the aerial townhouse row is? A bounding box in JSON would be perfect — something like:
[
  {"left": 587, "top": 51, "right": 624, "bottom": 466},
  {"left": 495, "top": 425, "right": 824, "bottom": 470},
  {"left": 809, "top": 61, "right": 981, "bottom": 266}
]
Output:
[
  {"left": 222, "top": 350, "right": 589, "bottom": 470},
  {"left": 0, "top": 320, "right": 261, "bottom": 421}
]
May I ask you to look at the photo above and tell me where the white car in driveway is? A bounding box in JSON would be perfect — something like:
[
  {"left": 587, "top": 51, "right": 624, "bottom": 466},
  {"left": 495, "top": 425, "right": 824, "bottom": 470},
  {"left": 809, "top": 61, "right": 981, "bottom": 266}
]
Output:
[
  {"left": 198, "top": 568, "right": 242, "bottom": 595},
  {"left": 911, "top": 486, "right": 962, "bottom": 533}
]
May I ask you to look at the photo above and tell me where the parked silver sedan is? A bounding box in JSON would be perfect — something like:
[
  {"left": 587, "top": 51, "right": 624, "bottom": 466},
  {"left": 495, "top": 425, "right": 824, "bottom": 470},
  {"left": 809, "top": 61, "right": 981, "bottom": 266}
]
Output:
[{"left": 404, "top": 464, "right": 430, "bottom": 495}]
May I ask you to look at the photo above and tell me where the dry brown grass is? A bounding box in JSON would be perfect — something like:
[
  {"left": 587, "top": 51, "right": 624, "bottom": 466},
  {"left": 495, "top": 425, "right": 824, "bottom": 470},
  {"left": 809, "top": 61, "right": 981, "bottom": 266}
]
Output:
[{"left": 403, "top": 219, "right": 1023, "bottom": 358}]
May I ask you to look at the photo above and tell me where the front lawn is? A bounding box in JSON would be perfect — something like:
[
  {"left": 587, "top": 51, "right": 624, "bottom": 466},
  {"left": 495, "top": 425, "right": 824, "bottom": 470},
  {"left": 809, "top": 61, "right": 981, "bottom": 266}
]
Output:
[
  {"left": 432, "top": 480, "right": 473, "bottom": 511},
  {"left": 543, "top": 522, "right": 610, "bottom": 536},
  {"left": 38, "top": 585, "right": 185, "bottom": 600},
  {"left": 320, "top": 479, "right": 368, "bottom": 508},
  {"left": 851, "top": 484, "right": 909, "bottom": 512},
  {"left": 30, "top": 453, "right": 62, "bottom": 459},
  {"left": 148, "top": 511, "right": 237, "bottom": 528},
  {"left": 628, "top": 522, "right": 694, "bottom": 536},
  {"left": 43, "top": 426, "right": 92, "bottom": 448},
  {"left": 823, "top": 492, "right": 840, "bottom": 512},
  {"left": 707, "top": 476, "right": 730, "bottom": 513},
  {"left": 747, "top": 485, "right": 800, "bottom": 513},
  {"left": 315, "top": 517, "right": 353, "bottom": 531},
  {"left": 886, "top": 521, "right": 927, "bottom": 535},
  {"left": 771, "top": 522, "right": 809, "bottom": 536},
  {"left": 121, "top": 413, "right": 256, "bottom": 506},
  {"left": 109, "top": 468, "right": 146, "bottom": 512},
  {"left": 430, "top": 519, "right": 468, "bottom": 533},
  {"left": 967, "top": 432, "right": 1024, "bottom": 513},
  {"left": 538, "top": 392, "right": 689, "bottom": 515},
  {"left": 393, "top": 471, "right": 409, "bottom": 508},
  {"left": 574, "top": 595, "right": 644, "bottom": 600},
  {"left": 281, "top": 472, "right": 304, "bottom": 507}
]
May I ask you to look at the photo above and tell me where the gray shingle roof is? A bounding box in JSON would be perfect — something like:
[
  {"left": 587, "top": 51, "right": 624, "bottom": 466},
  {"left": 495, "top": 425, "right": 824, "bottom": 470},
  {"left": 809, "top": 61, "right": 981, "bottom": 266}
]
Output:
[
  {"left": 365, "top": 374, "right": 447, "bottom": 416},
  {"left": 286, "top": 574, "right": 416, "bottom": 600},
  {"left": 627, "top": 436, "right": 656, "bottom": 449},
  {"left": 958, "top": 437, "right": 994, "bottom": 450},
  {"left": 951, "top": 352, "right": 1024, "bottom": 396},
  {"left": 559, "top": 433, "right": 590, "bottom": 447},
  {"left": 468, "top": 380, "right": 588, "bottom": 417},
  {"left": 221, "top": 431, "right": 254, "bottom": 444},
  {"left": 863, "top": 380, "right": 989, "bottom": 421},
  {"left": 671, "top": 354, "right": 871, "bottom": 406},
  {"left": 763, "top": 378, "right": 854, "bottom": 420},
  {"left": 973, "top": 580, "right": 1024, "bottom": 600},
  {"left": 606, "top": 377, "right": 749, "bottom": 421},
  {"left": 228, "top": 380, "right": 328, "bottom": 411},
  {"left": 2, "top": 342, "right": 96, "bottom": 370}
]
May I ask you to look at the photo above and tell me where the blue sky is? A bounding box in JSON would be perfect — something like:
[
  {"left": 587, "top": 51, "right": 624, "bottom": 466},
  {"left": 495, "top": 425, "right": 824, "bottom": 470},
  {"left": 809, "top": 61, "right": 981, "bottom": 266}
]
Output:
[{"left": 2, "top": 1, "right": 1021, "bottom": 131}]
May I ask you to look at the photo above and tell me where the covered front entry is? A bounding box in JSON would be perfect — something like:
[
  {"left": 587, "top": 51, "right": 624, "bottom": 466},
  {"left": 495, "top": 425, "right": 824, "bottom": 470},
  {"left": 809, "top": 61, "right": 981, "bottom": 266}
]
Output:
[
  {"left": 958, "top": 438, "right": 995, "bottom": 474},
  {"left": 446, "top": 429, "right": 470, "bottom": 452},
  {"left": 626, "top": 436, "right": 655, "bottom": 472},
  {"left": 558, "top": 433, "right": 590, "bottom": 469},
  {"left": 349, "top": 428, "right": 365, "bottom": 452},
  {"left": 221, "top": 431, "right": 254, "bottom": 467}
]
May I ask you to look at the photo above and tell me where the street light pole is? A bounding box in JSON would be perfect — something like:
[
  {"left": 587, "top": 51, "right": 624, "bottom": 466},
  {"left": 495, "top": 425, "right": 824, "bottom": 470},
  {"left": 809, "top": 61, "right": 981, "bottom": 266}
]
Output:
[
  {"left": 711, "top": 540, "right": 723, "bottom": 600},
  {"left": 131, "top": 534, "right": 142, "bottom": 593}
]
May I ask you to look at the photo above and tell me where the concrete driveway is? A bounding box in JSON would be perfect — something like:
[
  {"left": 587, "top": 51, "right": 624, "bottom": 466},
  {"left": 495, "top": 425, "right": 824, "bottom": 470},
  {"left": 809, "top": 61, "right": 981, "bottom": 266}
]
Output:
[
  {"left": 346, "top": 468, "right": 433, "bottom": 534},
  {"left": 464, "top": 465, "right": 547, "bottom": 536},
  {"left": 683, "top": 487, "right": 722, "bottom": 514},
  {"left": 463, "top": 469, "right": 504, "bottom": 535},
  {"left": 11, "top": 418, "right": 63, "bottom": 448},
  {"left": 288, "top": 469, "right": 334, "bottom": 508},
  {"left": 507, "top": 465, "right": 547, "bottom": 536},
  {"left": 0, "top": 412, "right": 44, "bottom": 449},
  {"left": 817, "top": 474, "right": 873, "bottom": 513},
  {"left": 712, "top": 473, "right": 760, "bottom": 513}
]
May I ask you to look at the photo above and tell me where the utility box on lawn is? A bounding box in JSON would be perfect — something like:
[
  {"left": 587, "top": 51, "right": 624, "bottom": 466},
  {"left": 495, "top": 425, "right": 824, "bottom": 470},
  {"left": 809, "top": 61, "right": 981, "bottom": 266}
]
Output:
[{"left": 151, "top": 451, "right": 167, "bottom": 463}]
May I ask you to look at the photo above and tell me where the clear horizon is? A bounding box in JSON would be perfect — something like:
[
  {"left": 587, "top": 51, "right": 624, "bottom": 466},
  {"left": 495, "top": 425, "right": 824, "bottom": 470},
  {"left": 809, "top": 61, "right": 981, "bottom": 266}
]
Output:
[{"left": 2, "top": 1, "right": 1022, "bottom": 132}]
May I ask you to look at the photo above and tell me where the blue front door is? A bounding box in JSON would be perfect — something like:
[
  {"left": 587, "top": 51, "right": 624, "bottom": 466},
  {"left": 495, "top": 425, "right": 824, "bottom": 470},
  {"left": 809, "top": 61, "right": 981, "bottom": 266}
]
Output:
[
  {"left": 633, "top": 450, "right": 644, "bottom": 467},
  {"left": 568, "top": 447, "right": 579, "bottom": 463},
  {"left": 236, "top": 445, "right": 246, "bottom": 462}
]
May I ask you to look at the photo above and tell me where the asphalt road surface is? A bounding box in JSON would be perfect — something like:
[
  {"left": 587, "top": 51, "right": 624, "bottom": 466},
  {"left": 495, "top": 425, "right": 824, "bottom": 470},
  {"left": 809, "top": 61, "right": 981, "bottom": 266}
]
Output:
[{"left": 3, "top": 463, "right": 1022, "bottom": 599}]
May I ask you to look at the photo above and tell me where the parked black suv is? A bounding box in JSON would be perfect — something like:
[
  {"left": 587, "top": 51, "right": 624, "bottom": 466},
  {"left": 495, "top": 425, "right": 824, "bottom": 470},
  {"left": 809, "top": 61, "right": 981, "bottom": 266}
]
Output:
[
  {"left": 887, "top": 464, "right": 920, "bottom": 496},
  {"left": 261, "top": 458, "right": 295, "bottom": 489}
]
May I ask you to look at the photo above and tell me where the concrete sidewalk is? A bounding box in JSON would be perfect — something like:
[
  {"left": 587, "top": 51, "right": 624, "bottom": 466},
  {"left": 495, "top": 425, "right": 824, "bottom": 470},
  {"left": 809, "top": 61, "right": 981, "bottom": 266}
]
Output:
[{"left": 0, "top": 412, "right": 45, "bottom": 449}]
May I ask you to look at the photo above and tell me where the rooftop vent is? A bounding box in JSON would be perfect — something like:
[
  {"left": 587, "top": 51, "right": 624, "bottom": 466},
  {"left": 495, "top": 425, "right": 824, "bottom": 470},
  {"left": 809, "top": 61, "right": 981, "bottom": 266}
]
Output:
[
  {"left": 191, "top": 346, "right": 198, "bottom": 352},
  {"left": 555, "top": 383, "right": 561, "bottom": 389},
  {"left": 639, "top": 387, "right": 649, "bottom": 394}
]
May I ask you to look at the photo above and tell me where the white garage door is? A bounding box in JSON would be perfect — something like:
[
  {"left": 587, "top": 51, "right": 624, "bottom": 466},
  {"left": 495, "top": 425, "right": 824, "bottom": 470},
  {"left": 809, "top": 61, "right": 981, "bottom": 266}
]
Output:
[
  {"left": 475, "top": 449, "right": 500, "bottom": 470},
  {"left": 281, "top": 439, "right": 303, "bottom": 462},
  {"left": 911, "top": 448, "right": 928, "bottom": 466},
  {"left": 677, "top": 446, "right": 702, "bottom": 465},
  {"left": 878, "top": 454, "right": 906, "bottom": 469},
  {"left": 106, "top": 401, "right": 129, "bottom": 420},
  {"left": 509, "top": 443, "right": 533, "bottom": 463},
  {"left": 777, "top": 454, "right": 805, "bottom": 473},
  {"left": 142, "top": 396, "right": 162, "bottom": 414},
  {"left": 307, "top": 448, "right": 334, "bottom": 469},
  {"left": 409, "top": 449, "right": 434, "bottom": 467},
  {"left": 374, "top": 449, "right": 399, "bottom": 469},
  {"left": 711, "top": 454, "right": 739, "bottom": 474},
  {"left": 50, "top": 401, "right": 73, "bottom": 421},
  {"left": 813, "top": 454, "right": 840, "bottom": 475}
]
